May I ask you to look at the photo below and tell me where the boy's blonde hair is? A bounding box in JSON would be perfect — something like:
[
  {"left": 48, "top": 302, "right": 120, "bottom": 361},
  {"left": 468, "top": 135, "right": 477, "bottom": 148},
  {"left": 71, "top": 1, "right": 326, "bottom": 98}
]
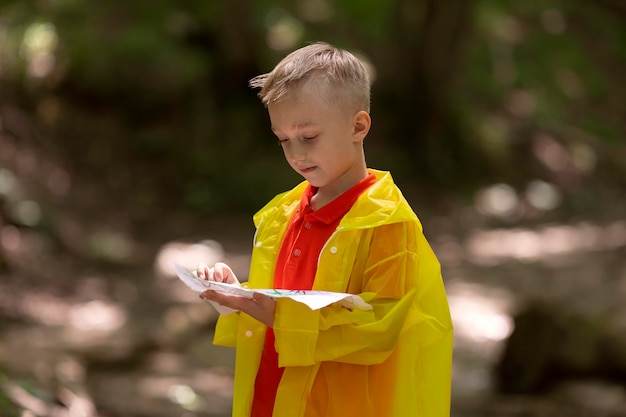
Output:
[{"left": 250, "top": 42, "right": 371, "bottom": 113}]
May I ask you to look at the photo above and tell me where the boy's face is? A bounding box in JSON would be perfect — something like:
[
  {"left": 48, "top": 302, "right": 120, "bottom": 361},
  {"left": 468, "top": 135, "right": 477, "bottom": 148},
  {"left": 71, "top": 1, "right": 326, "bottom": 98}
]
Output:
[{"left": 267, "top": 82, "right": 370, "bottom": 196}]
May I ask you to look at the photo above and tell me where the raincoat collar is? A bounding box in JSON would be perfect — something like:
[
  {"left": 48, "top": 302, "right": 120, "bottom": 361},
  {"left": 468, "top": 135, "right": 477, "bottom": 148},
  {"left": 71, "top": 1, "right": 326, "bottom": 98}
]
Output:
[{"left": 253, "top": 169, "right": 419, "bottom": 231}]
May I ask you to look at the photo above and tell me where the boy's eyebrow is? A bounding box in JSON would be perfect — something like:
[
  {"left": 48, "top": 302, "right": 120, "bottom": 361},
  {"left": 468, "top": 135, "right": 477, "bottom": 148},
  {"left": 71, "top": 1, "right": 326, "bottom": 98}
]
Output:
[{"left": 271, "top": 121, "right": 319, "bottom": 133}]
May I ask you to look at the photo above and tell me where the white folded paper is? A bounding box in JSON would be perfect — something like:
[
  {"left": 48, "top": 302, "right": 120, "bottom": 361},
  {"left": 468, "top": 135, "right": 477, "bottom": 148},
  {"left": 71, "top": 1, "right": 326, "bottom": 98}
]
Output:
[{"left": 174, "top": 263, "right": 372, "bottom": 314}]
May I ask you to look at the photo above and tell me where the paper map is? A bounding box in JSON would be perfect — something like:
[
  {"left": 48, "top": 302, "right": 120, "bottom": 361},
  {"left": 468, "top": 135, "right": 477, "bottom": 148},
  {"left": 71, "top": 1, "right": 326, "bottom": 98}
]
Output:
[{"left": 174, "top": 263, "right": 372, "bottom": 314}]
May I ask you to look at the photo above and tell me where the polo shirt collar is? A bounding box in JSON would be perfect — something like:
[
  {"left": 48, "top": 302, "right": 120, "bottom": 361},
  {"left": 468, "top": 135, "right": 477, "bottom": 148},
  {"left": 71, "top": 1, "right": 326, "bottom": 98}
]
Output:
[{"left": 298, "top": 172, "right": 377, "bottom": 225}]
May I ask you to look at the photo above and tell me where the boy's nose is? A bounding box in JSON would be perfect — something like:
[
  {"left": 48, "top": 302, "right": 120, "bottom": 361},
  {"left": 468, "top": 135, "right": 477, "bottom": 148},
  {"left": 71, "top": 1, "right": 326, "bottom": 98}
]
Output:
[{"left": 288, "top": 143, "right": 306, "bottom": 162}]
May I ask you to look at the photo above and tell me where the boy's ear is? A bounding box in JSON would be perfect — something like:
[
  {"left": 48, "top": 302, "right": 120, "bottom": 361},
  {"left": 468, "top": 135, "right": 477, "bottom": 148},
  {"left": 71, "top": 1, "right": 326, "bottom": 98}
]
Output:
[{"left": 352, "top": 111, "right": 371, "bottom": 143}]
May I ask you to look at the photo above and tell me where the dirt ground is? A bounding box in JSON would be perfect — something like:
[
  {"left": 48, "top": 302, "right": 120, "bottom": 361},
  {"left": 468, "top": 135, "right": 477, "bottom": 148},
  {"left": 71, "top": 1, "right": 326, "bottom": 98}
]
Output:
[
  {"left": 2, "top": 115, "right": 626, "bottom": 416},
  {"left": 2, "top": 206, "right": 626, "bottom": 416}
]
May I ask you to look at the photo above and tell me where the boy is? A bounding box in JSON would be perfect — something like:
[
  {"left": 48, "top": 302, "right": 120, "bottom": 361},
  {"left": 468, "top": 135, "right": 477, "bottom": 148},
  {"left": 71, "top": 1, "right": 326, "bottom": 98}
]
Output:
[{"left": 197, "top": 42, "right": 453, "bottom": 417}]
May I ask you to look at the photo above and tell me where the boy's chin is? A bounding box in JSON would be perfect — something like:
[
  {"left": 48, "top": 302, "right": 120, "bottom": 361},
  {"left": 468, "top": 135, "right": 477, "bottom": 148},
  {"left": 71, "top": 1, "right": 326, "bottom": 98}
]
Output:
[
  {"left": 296, "top": 170, "right": 319, "bottom": 184},
  {"left": 303, "top": 176, "right": 323, "bottom": 187}
]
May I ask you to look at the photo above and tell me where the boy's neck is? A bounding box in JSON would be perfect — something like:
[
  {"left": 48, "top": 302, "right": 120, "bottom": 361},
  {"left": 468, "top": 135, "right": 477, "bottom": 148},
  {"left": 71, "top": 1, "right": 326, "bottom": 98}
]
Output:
[{"left": 310, "top": 166, "right": 369, "bottom": 210}]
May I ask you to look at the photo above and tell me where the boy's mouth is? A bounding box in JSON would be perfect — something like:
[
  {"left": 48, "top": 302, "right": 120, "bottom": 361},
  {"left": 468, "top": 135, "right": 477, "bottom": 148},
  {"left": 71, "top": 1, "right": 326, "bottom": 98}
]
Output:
[{"left": 300, "top": 166, "right": 316, "bottom": 174}]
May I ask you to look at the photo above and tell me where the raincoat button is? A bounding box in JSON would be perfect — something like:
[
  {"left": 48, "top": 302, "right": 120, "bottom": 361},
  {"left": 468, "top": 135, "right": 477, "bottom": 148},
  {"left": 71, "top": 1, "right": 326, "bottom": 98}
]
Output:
[
  {"left": 304, "top": 222, "right": 312, "bottom": 229},
  {"left": 293, "top": 248, "right": 302, "bottom": 256},
  {"left": 330, "top": 247, "right": 338, "bottom": 254},
  {"left": 255, "top": 241, "right": 262, "bottom": 247},
  {"left": 245, "top": 330, "right": 253, "bottom": 337}
]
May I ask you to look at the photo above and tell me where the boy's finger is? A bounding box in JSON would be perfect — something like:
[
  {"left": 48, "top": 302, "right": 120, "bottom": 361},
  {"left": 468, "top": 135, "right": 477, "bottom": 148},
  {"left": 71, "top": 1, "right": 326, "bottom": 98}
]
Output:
[
  {"left": 200, "top": 289, "right": 218, "bottom": 300},
  {"left": 213, "top": 263, "right": 231, "bottom": 283},
  {"left": 252, "top": 292, "right": 274, "bottom": 305},
  {"left": 196, "top": 263, "right": 208, "bottom": 279}
]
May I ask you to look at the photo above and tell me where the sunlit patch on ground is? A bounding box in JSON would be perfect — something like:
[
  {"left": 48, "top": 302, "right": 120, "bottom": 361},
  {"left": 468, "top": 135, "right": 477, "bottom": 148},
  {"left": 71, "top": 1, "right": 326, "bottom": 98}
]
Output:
[
  {"left": 137, "top": 368, "right": 234, "bottom": 414},
  {"left": 0, "top": 288, "right": 127, "bottom": 338},
  {"left": 154, "top": 239, "right": 224, "bottom": 277},
  {"left": 68, "top": 300, "right": 127, "bottom": 332},
  {"left": 432, "top": 217, "right": 626, "bottom": 268},
  {"left": 447, "top": 280, "right": 515, "bottom": 398},
  {"left": 465, "top": 220, "right": 626, "bottom": 265},
  {"left": 448, "top": 282, "right": 514, "bottom": 345}
]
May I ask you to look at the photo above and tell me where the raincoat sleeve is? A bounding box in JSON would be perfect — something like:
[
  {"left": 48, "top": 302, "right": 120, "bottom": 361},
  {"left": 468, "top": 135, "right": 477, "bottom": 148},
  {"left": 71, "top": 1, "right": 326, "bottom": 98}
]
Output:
[
  {"left": 272, "top": 221, "right": 453, "bottom": 367},
  {"left": 213, "top": 311, "right": 240, "bottom": 347}
]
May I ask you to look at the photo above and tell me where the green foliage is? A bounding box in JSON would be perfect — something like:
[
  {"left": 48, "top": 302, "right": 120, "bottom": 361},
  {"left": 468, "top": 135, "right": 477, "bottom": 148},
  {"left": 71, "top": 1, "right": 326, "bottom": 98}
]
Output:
[{"left": 0, "top": 0, "right": 623, "bottom": 215}]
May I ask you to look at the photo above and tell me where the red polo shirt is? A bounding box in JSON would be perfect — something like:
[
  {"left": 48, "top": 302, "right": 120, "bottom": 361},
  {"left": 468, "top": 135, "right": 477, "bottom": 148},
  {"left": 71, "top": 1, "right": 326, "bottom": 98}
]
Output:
[{"left": 251, "top": 172, "right": 376, "bottom": 417}]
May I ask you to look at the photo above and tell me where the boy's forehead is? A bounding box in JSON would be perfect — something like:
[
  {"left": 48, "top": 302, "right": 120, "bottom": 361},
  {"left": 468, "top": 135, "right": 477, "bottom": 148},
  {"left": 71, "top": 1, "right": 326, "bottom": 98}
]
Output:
[
  {"left": 268, "top": 86, "right": 353, "bottom": 130},
  {"left": 268, "top": 101, "right": 321, "bottom": 131}
]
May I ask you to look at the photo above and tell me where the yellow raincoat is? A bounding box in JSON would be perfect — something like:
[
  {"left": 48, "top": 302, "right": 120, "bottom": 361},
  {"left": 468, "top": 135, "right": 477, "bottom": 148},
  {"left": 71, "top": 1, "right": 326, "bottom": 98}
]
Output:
[{"left": 214, "top": 170, "right": 453, "bottom": 417}]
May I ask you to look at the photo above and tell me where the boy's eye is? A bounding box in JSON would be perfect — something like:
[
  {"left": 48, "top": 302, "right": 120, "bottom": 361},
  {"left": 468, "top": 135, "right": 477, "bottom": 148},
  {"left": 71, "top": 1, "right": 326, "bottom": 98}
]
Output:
[
  {"left": 278, "top": 138, "right": 289, "bottom": 145},
  {"left": 302, "top": 136, "right": 317, "bottom": 142}
]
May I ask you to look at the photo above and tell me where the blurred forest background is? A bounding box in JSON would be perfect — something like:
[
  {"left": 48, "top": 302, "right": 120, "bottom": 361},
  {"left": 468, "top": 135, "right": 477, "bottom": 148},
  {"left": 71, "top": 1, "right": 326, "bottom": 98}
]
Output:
[{"left": 0, "top": 1, "right": 625, "bottom": 416}]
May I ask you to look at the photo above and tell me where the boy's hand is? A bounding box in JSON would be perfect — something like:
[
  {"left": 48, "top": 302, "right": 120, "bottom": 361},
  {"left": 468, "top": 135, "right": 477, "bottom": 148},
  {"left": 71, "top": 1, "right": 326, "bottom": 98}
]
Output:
[
  {"left": 196, "top": 262, "right": 239, "bottom": 285},
  {"left": 196, "top": 262, "right": 276, "bottom": 327},
  {"left": 200, "top": 290, "right": 276, "bottom": 327}
]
